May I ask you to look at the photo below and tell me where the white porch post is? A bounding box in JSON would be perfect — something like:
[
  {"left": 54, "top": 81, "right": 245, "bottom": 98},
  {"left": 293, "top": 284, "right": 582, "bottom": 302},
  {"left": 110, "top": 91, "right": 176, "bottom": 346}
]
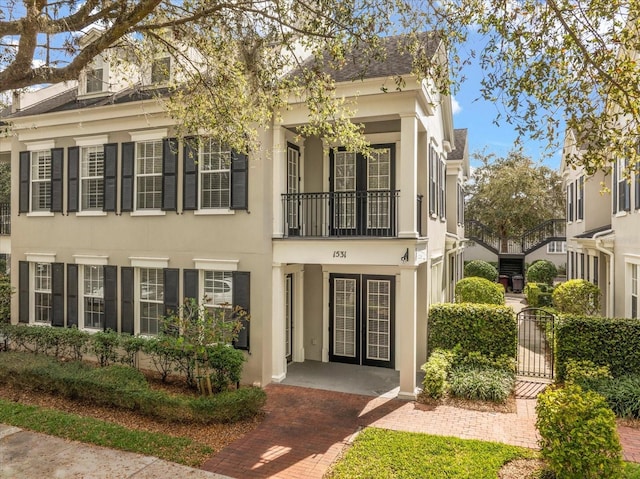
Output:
[
  {"left": 398, "top": 113, "right": 418, "bottom": 238},
  {"left": 293, "top": 269, "right": 305, "bottom": 362},
  {"left": 322, "top": 268, "right": 330, "bottom": 362},
  {"left": 272, "top": 125, "right": 286, "bottom": 238},
  {"left": 271, "top": 262, "right": 287, "bottom": 382},
  {"left": 398, "top": 265, "right": 418, "bottom": 399}
]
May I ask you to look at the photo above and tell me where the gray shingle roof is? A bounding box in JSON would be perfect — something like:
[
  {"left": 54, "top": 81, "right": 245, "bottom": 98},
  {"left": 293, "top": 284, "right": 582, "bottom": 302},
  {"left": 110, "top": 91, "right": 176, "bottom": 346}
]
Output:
[{"left": 448, "top": 128, "right": 468, "bottom": 161}]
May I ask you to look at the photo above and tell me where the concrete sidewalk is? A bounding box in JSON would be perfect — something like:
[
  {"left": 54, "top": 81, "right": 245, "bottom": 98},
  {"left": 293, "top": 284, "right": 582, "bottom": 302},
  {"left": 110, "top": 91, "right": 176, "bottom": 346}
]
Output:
[{"left": 0, "top": 424, "right": 231, "bottom": 479}]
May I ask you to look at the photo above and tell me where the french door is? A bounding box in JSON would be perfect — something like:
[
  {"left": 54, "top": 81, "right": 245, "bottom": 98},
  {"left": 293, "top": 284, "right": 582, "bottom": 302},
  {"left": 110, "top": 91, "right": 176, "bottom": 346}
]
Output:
[
  {"left": 286, "top": 143, "right": 301, "bottom": 236},
  {"left": 329, "top": 274, "right": 395, "bottom": 368},
  {"left": 330, "top": 144, "right": 395, "bottom": 236}
]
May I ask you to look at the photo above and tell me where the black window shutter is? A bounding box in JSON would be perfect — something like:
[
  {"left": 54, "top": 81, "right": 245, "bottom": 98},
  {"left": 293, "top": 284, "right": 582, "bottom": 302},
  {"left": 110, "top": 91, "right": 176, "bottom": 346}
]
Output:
[
  {"left": 51, "top": 262, "right": 65, "bottom": 327},
  {"left": 428, "top": 147, "right": 435, "bottom": 215},
  {"left": 104, "top": 143, "right": 118, "bottom": 212},
  {"left": 636, "top": 162, "right": 640, "bottom": 210},
  {"left": 121, "top": 266, "right": 134, "bottom": 334},
  {"left": 163, "top": 268, "right": 179, "bottom": 317},
  {"left": 50, "top": 148, "right": 64, "bottom": 213},
  {"left": 162, "top": 138, "right": 178, "bottom": 211},
  {"left": 230, "top": 151, "right": 248, "bottom": 210},
  {"left": 624, "top": 180, "right": 631, "bottom": 212},
  {"left": 183, "top": 137, "right": 198, "bottom": 211},
  {"left": 104, "top": 265, "right": 117, "bottom": 331},
  {"left": 19, "top": 151, "right": 30, "bottom": 213},
  {"left": 568, "top": 183, "right": 574, "bottom": 221},
  {"left": 613, "top": 161, "right": 618, "bottom": 214},
  {"left": 67, "top": 147, "right": 79, "bottom": 213},
  {"left": 183, "top": 269, "right": 199, "bottom": 301},
  {"left": 121, "top": 142, "right": 135, "bottom": 212},
  {"left": 67, "top": 264, "right": 78, "bottom": 327},
  {"left": 18, "top": 261, "right": 29, "bottom": 323},
  {"left": 232, "top": 271, "right": 250, "bottom": 350}
]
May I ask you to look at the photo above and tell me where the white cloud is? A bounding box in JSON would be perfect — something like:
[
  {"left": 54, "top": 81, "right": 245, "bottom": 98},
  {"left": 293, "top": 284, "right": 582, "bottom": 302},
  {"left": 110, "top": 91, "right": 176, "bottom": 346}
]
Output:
[
  {"left": 452, "top": 96, "right": 462, "bottom": 115},
  {"left": 32, "top": 59, "right": 45, "bottom": 68}
]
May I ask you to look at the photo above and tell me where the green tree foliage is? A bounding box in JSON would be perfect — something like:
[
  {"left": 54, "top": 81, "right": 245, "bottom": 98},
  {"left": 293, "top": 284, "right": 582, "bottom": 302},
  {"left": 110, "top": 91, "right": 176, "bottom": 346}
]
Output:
[
  {"left": 463, "top": 260, "right": 498, "bottom": 282},
  {"left": 465, "top": 150, "right": 565, "bottom": 245},
  {"left": 0, "top": 162, "right": 9, "bottom": 204}
]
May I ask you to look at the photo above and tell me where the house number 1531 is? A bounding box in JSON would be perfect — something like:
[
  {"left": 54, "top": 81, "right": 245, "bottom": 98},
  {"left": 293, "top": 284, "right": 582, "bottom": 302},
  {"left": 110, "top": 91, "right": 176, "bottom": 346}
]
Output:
[{"left": 333, "top": 251, "right": 347, "bottom": 258}]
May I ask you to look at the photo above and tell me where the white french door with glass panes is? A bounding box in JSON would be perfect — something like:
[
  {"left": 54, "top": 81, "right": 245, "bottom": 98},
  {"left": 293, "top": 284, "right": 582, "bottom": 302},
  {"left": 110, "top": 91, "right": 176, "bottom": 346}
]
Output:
[
  {"left": 329, "top": 274, "right": 394, "bottom": 368},
  {"left": 286, "top": 144, "right": 301, "bottom": 235},
  {"left": 331, "top": 145, "right": 395, "bottom": 236}
]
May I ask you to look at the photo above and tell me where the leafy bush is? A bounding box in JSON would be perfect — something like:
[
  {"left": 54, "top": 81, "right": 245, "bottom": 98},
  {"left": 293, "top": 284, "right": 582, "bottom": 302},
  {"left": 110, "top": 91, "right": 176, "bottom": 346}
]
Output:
[
  {"left": 555, "top": 315, "right": 640, "bottom": 380},
  {"left": 428, "top": 303, "right": 517, "bottom": 359},
  {"left": 455, "top": 277, "right": 505, "bottom": 305},
  {"left": 456, "top": 351, "right": 516, "bottom": 373},
  {"left": 448, "top": 366, "right": 515, "bottom": 403},
  {"left": 524, "top": 282, "right": 554, "bottom": 308},
  {"left": 463, "top": 260, "right": 499, "bottom": 282},
  {"left": 536, "top": 384, "right": 623, "bottom": 479},
  {"left": 552, "top": 279, "right": 601, "bottom": 316},
  {"left": 0, "top": 274, "right": 12, "bottom": 324},
  {"left": 207, "top": 344, "right": 245, "bottom": 392},
  {"left": 0, "top": 351, "right": 264, "bottom": 423},
  {"left": 565, "top": 359, "right": 612, "bottom": 385},
  {"left": 119, "top": 335, "right": 147, "bottom": 368},
  {"left": 421, "top": 349, "right": 456, "bottom": 399},
  {"left": 89, "top": 329, "right": 120, "bottom": 367},
  {"left": 526, "top": 260, "right": 558, "bottom": 285}
]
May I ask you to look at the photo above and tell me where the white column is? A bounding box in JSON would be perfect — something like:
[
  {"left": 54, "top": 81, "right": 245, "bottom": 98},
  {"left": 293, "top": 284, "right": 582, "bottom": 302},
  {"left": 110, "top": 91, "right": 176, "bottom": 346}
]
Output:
[
  {"left": 398, "top": 266, "right": 418, "bottom": 399},
  {"left": 271, "top": 262, "right": 287, "bottom": 382},
  {"left": 293, "top": 269, "right": 305, "bottom": 362},
  {"left": 272, "top": 125, "right": 286, "bottom": 238},
  {"left": 398, "top": 113, "right": 418, "bottom": 238},
  {"left": 322, "top": 268, "right": 330, "bottom": 362}
]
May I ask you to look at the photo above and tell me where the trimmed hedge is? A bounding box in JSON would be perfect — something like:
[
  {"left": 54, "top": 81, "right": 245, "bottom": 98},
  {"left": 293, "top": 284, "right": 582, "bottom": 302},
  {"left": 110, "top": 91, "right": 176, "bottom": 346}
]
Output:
[
  {"left": 463, "top": 260, "right": 499, "bottom": 282},
  {"left": 454, "top": 277, "right": 505, "bottom": 305},
  {"left": 553, "top": 279, "right": 601, "bottom": 316},
  {"left": 428, "top": 303, "right": 517, "bottom": 359},
  {"left": 0, "top": 351, "right": 265, "bottom": 423},
  {"left": 555, "top": 315, "right": 640, "bottom": 381},
  {"left": 524, "top": 282, "right": 554, "bottom": 307},
  {"left": 526, "top": 260, "right": 557, "bottom": 285}
]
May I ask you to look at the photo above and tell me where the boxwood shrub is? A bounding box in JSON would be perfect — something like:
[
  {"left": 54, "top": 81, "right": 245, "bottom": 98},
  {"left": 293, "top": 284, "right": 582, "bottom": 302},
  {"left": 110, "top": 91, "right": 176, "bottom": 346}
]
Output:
[
  {"left": 555, "top": 315, "right": 640, "bottom": 381},
  {"left": 0, "top": 351, "right": 265, "bottom": 423},
  {"left": 526, "top": 260, "right": 557, "bottom": 285},
  {"left": 553, "top": 279, "right": 601, "bottom": 316},
  {"left": 454, "top": 277, "right": 505, "bottom": 305},
  {"left": 428, "top": 303, "right": 516, "bottom": 359},
  {"left": 463, "top": 260, "right": 499, "bottom": 282},
  {"left": 524, "top": 282, "right": 554, "bottom": 308},
  {"left": 421, "top": 349, "right": 456, "bottom": 399}
]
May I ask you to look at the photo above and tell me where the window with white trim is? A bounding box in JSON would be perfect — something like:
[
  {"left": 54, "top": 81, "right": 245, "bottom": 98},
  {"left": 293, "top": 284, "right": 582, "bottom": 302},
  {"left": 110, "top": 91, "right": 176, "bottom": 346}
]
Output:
[
  {"left": 200, "top": 139, "right": 231, "bottom": 209},
  {"left": 86, "top": 60, "right": 104, "bottom": 94},
  {"left": 203, "top": 270, "right": 233, "bottom": 315},
  {"left": 82, "top": 265, "right": 104, "bottom": 329},
  {"left": 136, "top": 140, "right": 163, "bottom": 210},
  {"left": 547, "top": 241, "right": 567, "bottom": 254},
  {"left": 632, "top": 263, "right": 638, "bottom": 319},
  {"left": 577, "top": 176, "right": 584, "bottom": 220},
  {"left": 80, "top": 146, "right": 104, "bottom": 210},
  {"left": 31, "top": 150, "right": 51, "bottom": 211},
  {"left": 151, "top": 57, "right": 171, "bottom": 84},
  {"left": 139, "top": 268, "right": 164, "bottom": 335},
  {"left": 33, "top": 262, "right": 52, "bottom": 324}
]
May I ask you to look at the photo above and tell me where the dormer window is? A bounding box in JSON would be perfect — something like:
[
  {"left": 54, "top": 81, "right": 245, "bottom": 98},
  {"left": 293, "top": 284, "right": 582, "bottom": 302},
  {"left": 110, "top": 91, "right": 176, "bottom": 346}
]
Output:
[
  {"left": 151, "top": 57, "right": 171, "bottom": 84},
  {"left": 82, "top": 56, "right": 107, "bottom": 95},
  {"left": 86, "top": 67, "right": 103, "bottom": 93}
]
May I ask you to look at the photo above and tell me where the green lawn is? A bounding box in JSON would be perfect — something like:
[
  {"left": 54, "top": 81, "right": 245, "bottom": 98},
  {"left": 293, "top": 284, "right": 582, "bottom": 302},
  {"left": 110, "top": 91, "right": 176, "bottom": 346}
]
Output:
[
  {"left": 327, "top": 427, "right": 640, "bottom": 479},
  {"left": 0, "top": 399, "right": 212, "bottom": 467}
]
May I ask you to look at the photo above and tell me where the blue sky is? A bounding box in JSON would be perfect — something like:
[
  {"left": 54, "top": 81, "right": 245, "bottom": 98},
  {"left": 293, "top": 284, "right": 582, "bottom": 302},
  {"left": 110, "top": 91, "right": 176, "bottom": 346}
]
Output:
[{"left": 450, "top": 40, "right": 564, "bottom": 171}]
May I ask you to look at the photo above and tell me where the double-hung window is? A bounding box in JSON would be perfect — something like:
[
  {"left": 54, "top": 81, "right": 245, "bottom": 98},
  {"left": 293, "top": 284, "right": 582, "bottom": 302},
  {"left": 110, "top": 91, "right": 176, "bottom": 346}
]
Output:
[
  {"left": 203, "top": 270, "right": 233, "bottom": 316},
  {"left": 136, "top": 140, "right": 163, "bottom": 210},
  {"left": 33, "top": 263, "right": 52, "bottom": 324},
  {"left": 139, "top": 268, "right": 164, "bottom": 335},
  {"left": 82, "top": 265, "right": 105, "bottom": 329},
  {"left": 632, "top": 264, "right": 638, "bottom": 319},
  {"left": 31, "top": 150, "right": 51, "bottom": 211},
  {"left": 80, "top": 146, "right": 104, "bottom": 210},
  {"left": 547, "top": 241, "right": 566, "bottom": 254},
  {"left": 577, "top": 176, "right": 584, "bottom": 220},
  {"left": 200, "top": 139, "right": 231, "bottom": 209}
]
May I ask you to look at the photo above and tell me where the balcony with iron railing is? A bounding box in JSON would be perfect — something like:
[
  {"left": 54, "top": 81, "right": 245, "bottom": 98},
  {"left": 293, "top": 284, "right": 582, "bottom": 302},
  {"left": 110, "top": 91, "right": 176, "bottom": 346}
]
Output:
[
  {"left": 281, "top": 190, "right": 426, "bottom": 238},
  {"left": 0, "top": 203, "right": 9, "bottom": 236}
]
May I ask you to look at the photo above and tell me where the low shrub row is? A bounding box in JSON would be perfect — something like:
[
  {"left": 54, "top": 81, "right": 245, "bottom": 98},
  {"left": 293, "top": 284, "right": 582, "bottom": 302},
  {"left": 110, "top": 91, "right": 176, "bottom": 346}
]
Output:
[
  {"left": 0, "top": 323, "right": 245, "bottom": 392},
  {"left": 428, "top": 303, "right": 517, "bottom": 359},
  {"left": 524, "top": 282, "right": 554, "bottom": 308},
  {"left": 454, "top": 277, "right": 505, "bottom": 305},
  {"left": 0, "top": 351, "right": 265, "bottom": 423}
]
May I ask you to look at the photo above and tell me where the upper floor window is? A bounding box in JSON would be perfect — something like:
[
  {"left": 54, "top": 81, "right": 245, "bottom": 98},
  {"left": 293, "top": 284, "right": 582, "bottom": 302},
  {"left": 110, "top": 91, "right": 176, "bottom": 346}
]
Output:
[
  {"left": 567, "top": 182, "right": 574, "bottom": 222},
  {"left": 577, "top": 176, "right": 584, "bottom": 220},
  {"left": 86, "top": 67, "right": 103, "bottom": 94},
  {"left": 151, "top": 57, "right": 171, "bottom": 84},
  {"left": 81, "top": 146, "right": 104, "bottom": 211},
  {"left": 547, "top": 240, "right": 566, "bottom": 254},
  {"left": 200, "top": 139, "right": 231, "bottom": 209},
  {"left": 31, "top": 150, "right": 51, "bottom": 211},
  {"left": 136, "top": 140, "right": 163, "bottom": 210},
  {"left": 614, "top": 157, "right": 630, "bottom": 213},
  {"left": 429, "top": 143, "right": 445, "bottom": 218}
]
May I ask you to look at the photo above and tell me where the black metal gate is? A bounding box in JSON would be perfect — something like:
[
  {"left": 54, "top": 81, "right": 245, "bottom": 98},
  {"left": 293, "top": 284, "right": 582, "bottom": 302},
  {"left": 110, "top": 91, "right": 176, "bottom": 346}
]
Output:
[{"left": 516, "top": 308, "right": 555, "bottom": 379}]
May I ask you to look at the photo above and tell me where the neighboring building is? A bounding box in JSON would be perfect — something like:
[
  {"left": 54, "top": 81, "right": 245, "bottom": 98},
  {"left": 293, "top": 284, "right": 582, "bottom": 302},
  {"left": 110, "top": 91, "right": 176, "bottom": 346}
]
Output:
[
  {"left": 1, "top": 33, "right": 468, "bottom": 398},
  {"left": 561, "top": 128, "right": 640, "bottom": 318}
]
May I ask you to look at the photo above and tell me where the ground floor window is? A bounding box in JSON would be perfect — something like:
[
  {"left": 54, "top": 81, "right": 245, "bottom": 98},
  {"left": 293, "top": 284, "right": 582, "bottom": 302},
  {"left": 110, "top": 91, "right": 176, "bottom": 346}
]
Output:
[
  {"left": 202, "top": 270, "right": 233, "bottom": 317},
  {"left": 33, "top": 262, "right": 51, "bottom": 323},
  {"left": 632, "top": 263, "right": 639, "bottom": 319},
  {"left": 139, "top": 268, "right": 164, "bottom": 335},
  {"left": 82, "top": 265, "right": 104, "bottom": 329}
]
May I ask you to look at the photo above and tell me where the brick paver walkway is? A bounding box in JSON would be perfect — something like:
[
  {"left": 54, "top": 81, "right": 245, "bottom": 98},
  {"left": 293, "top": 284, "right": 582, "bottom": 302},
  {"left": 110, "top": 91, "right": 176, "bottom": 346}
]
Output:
[{"left": 202, "top": 384, "right": 640, "bottom": 479}]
